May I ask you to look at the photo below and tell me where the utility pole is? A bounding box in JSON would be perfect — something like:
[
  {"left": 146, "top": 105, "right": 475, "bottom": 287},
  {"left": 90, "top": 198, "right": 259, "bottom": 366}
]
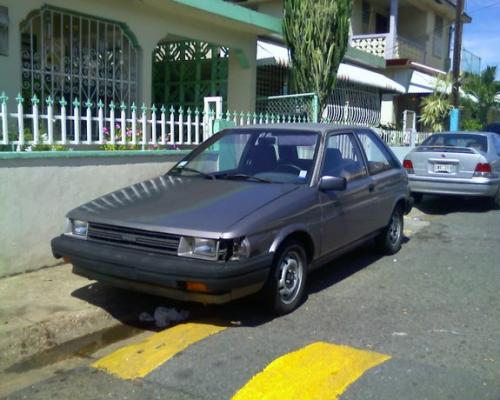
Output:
[{"left": 450, "top": 0, "right": 465, "bottom": 131}]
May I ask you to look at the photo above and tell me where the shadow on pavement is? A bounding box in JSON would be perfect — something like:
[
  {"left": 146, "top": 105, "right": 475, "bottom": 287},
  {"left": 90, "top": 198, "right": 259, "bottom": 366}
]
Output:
[
  {"left": 306, "top": 242, "right": 385, "bottom": 296},
  {"left": 415, "top": 195, "right": 494, "bottom": 215}
]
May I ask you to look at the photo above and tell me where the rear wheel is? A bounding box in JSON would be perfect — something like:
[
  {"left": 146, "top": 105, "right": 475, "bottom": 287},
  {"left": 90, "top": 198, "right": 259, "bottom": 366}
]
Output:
[
  {"left": 411, "top": 192, "right": 423, "bottom": 204},
  {"left": 262, "top": 240, "right": 307, "bottom": 315},
  {"left": 376, "top": 206, "right": 404, "bottom": 255},
  {"left": 492, "top": 187, "right": 500, "bottom": 209}
]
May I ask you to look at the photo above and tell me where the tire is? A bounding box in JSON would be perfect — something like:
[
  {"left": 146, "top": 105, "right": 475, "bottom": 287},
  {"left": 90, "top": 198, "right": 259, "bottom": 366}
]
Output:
[
  {"left": 411, "top": 192, "right": 423, "bottom": 204},
  {"left": 262, "top": 240, "right": 307, "bottom": 315},
  {"left": 376, "top": 206, "right": 404, "bottom": 255},
  {"left": 492, "top": 187, "right": 500, "bottom": 209}
]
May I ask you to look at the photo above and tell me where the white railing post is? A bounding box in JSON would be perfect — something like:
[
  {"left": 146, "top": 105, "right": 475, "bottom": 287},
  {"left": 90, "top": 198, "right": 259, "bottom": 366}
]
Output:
[
  {"left": 73, "top": 98, "right": 80, "bottom": 145},
  {"left": 97, "top": 99, "right": 104, "bottom": 145},
  {"left": 186, "top": 107, "right": 192, "bottom": 145},
  {"left": 31, "top": 94, "right": 40, "bottom": 145},
  {"left": 84, "top": 99, "right": 92, "bottom": 144},
  {"left": 16, "top": 94, "right": 24, "bottom": 150},
  {"left": 160, "top": 106, "right": 166, "bottom": 145},
  {"left": 131, "top": 103, "right": 137, "bottom": 146},
  {"left": 151, "top": 104, "right": 157, "bottom": 146},
  {"left": 109, "top": 101, "right": 116, "bottom": 145},
  {"left": 59, "top": 98, "right": 67, "bottom": 145},
  {"left": 169, "top": 106, "right": 175, "bottom": 144},
  {"left": 194, "top": 108, "right": 200, "bottom": 145},
  {"left": 46, "top": 96, "right": 54, "bottom": 145},
  {"left": 120, "top": 102, "right": 127, "bottom": 144},
  {"left": 178, "top": 107, "right": 184, "bottom": 145},
  {"left": 141, "top": 103, "right": 147, "bottom": 149},
  {"left": 0, "top": 92, "right": 8, "bottom": 145}
]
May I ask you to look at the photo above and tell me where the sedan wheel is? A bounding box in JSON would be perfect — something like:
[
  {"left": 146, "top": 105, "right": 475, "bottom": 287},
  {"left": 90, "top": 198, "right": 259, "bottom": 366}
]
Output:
[
  {"left": 376, "top": 206, "right": 404, "bottom": 255},
  {"left": 263, "top": 240, "right": 307, "bottom": 315}
]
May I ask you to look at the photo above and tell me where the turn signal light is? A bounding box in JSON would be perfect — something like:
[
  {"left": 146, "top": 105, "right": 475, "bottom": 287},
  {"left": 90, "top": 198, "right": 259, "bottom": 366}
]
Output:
[
  {"left": 186, "top": 282, "right": 209, "bottom": 293},
  {"left": 403, "top": 159, "right": 414, "bottom": 174},
  {"left": 474, "top": 163, "right": 492, "bottom": 177}
]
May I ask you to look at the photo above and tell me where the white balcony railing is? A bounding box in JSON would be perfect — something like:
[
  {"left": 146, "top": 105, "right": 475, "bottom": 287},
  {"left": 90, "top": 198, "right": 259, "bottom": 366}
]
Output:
[
  {"left": 351, "top": 34, "right": 388, "bottom": 58},
  {"left": 351, "top": 33, "right": 426, "bottom": 63}
]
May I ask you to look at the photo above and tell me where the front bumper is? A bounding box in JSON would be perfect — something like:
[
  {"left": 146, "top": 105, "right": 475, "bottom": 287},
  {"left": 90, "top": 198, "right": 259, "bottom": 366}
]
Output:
[
  {"left": 409, "top": 176, "right": 500, "bottom": 197},
  {"left": 51, "top": 235, "right": 272, "bottom": 304}
]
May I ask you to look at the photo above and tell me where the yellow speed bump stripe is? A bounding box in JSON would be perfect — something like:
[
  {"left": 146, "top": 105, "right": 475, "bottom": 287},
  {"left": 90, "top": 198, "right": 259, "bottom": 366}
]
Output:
[
  {"left": 232, "top": 342, "right": 390, "bottom": 400},
  {"left": 92, "top": 322, "right": 226, "bottom": 380}
]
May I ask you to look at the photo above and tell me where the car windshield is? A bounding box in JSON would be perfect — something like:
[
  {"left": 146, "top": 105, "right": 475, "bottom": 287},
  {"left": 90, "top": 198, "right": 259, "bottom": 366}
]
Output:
[
  {"left": 421, "top": 134, "right": 488, "bottom": 153},
  {"left": 169, "top": 129, "right": 319, "bottom": 184}
]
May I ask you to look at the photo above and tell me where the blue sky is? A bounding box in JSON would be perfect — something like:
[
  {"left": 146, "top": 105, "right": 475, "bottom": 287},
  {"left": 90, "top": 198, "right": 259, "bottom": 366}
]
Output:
[{"left": 463, "top": 0, "right": 500, "bottom": 77}]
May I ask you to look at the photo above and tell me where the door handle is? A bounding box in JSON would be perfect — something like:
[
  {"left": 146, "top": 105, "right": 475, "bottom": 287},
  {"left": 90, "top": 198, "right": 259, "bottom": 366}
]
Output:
[{"left": 368, "top": 183, "right": 375, "bottom": 192}]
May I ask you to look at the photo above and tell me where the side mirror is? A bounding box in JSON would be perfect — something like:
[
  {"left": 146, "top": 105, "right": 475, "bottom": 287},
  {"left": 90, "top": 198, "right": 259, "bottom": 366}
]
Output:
[{"left": 319, "top": 176, "right": 347, "bottom": 191}]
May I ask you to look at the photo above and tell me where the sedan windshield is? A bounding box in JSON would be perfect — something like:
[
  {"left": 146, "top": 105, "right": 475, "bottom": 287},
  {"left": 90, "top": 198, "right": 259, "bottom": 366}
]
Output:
[{"left": 169, "top": 129, "right": 319, "bottom": 184}]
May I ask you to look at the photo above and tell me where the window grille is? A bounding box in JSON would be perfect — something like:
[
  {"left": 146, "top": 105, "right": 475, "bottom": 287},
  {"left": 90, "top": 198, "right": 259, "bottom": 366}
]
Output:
[{"left": 20, "top": 7, "right": 140, "bottom": 109}]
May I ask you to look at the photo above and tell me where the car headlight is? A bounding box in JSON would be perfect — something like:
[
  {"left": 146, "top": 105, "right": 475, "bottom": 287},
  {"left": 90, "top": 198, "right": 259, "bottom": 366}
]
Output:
[
  {"left": 178, "top": 237, "right": 219, "bottom": 260},
  {"left": 64, "top": 219, "right": 88, "bottom": 239},
  {"left": 230, "top": 238, "right": 250, "bottom": 261}
]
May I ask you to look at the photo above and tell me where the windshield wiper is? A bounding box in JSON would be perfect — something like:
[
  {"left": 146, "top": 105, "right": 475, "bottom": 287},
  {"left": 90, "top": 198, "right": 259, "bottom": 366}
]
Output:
[
  {"left": 221, "top": 173, "right": 273, "bottom": 183},
  {"left": 174, "top": 166, "right": 216, "bottom": 180}
]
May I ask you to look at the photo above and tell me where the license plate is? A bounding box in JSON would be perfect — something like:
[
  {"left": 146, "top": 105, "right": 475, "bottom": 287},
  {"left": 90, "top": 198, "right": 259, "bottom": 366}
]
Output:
[{"left": 434, "top": 163, "right": 455, "bottom": 173}]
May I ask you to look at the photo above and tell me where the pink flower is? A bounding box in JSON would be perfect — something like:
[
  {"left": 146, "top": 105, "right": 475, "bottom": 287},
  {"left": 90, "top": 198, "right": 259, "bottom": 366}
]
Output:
[
  {"left": 115, "top": 123, "right": 121, "bottom": 130},
  {"left": 126, "top": 129, "right": 132, "bottom": 137},
  {"left": 103, "top": 127, "right": 109, "bottom": 135}
]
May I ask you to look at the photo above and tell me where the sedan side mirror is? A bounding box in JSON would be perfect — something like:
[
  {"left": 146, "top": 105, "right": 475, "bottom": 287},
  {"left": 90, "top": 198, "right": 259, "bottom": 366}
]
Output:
[{"left": 319, "top": 176, "right": 347, "bottom": 191}]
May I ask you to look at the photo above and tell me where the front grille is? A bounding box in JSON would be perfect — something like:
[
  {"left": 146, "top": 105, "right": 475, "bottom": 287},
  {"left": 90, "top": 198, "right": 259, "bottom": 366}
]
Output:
[{"left": 87, "top": 223, "right": 180, "bottom": 255}]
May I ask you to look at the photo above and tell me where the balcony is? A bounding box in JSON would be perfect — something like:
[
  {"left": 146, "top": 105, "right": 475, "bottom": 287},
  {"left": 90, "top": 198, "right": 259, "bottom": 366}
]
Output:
[{"left": 351, "top": 34, "right": 426, "bottom": 63}]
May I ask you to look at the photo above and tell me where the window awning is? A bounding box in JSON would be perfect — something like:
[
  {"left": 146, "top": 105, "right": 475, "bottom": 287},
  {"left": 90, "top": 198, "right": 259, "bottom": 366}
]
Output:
[
  {"left": 408, "top": 71, "right": 438, "bottom": 94},
  {"left": 257, "top": 41, "right": 405, "bottom": 94}
]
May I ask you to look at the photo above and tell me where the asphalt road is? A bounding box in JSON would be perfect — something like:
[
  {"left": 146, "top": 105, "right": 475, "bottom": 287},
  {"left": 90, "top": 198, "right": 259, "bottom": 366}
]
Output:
[{"left": 3, "top": 196, "right": 500, "bottom": 400}]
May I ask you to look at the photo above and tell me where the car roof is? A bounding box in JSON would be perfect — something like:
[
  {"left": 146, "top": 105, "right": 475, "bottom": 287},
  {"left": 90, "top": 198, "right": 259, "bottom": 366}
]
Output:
[
  {"left": 430, "top": 131, "right": 493, "bottom": 137},
  {"left": 232, "top": 123, "right": 368, "bottom": 135}
]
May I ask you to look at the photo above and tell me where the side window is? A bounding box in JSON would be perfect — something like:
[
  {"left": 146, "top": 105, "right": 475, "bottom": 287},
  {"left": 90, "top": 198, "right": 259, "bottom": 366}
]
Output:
[
  {"left": 493, "top": 135, "right": 500, "bottom": 156},
  {"left": 322, "top": 133, "right": 367, "bottom": 182},
  {"left": 357, "top": 130, "right": 397, "bottom": 175}
]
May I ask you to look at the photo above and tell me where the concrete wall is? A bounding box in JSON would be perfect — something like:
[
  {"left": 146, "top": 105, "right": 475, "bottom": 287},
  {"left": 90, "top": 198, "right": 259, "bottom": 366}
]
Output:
[
  {"left": 0, "top": 0, "right": 258, "bottom": 111},
  {"left": 0, "top": 151, "right": 186, "bottom": 277}
]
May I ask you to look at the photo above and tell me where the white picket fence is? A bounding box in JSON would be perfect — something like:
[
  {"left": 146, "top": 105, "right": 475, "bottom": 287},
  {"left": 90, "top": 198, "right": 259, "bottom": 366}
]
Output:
[
  {"left": 0, "top": 93, "right": 313, "bottom": 150},
  {"left": 0, "top": 92, "right": 430, "bottom": 151}
]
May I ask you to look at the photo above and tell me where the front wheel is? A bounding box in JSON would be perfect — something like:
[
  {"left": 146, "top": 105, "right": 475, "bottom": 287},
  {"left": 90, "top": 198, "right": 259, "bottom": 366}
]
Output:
[
  {"left": 262, "top": 240, "right": 307, "bottom": 315},
  {"left": 376, "top": 206, "right": 404, "bottom": 255}
]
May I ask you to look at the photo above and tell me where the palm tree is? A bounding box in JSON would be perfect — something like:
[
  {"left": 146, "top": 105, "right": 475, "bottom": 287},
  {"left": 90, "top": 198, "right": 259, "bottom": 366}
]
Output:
[{"left": 462, "top": 66, "right": 500, "bottom": 126}]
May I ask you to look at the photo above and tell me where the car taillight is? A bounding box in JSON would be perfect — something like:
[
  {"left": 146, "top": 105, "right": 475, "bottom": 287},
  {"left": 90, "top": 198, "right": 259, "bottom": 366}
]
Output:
[
  {"left": 473, "top": 163, "right": 492, "bottom": 177},
  {"left": 403, "top": 159, "right": 414, "bottom": 174}
]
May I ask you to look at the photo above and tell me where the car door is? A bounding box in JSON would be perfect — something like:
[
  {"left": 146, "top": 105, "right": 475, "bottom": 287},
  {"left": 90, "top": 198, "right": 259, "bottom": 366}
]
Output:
[
  {"left": 355, "top": 129, "right": 403, "bottom": 230},
  {"left": 318, "top": 132, "right": 377, "bottom": 257}
]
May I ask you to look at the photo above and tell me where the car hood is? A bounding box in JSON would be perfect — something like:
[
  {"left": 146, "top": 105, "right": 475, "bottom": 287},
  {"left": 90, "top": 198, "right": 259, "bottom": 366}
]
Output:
[{"left": 68, "top": 175, "right": 299, "bottom": 237}]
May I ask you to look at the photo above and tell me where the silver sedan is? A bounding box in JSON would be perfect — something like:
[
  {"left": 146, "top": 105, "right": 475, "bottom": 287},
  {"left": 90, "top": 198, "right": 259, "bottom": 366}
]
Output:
[{"left": 403, "top": 131, "right": 500, "bottom": 207}]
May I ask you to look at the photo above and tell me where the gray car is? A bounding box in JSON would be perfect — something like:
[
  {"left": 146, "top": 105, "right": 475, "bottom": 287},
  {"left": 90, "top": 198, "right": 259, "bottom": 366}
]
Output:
[
  {"left": 403, "top": 131, "right": 500, "bottom": 207},
  {"left": 51, "top": 124, "right": 412, "bottom": 314}
]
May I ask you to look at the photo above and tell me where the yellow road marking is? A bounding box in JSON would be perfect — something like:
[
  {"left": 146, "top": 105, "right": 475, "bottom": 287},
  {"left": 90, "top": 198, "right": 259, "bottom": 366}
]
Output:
[
  {"left": 232, "top": 342, "right": 390, "bottom": 400},
  {"left": 92, "top": 322, "right": 226, "bottom": 380}
]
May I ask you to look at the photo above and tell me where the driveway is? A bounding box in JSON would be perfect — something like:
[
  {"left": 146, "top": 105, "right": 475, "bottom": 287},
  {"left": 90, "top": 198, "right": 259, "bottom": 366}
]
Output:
[{"left": 3, "top": 196, "right": 500, "bottom": 400}]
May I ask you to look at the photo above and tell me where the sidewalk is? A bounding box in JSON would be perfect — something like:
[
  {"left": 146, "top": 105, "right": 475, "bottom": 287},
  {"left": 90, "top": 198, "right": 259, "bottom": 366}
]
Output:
[{"left": 0, "top": 264, "right": 162, "bottom": 372}]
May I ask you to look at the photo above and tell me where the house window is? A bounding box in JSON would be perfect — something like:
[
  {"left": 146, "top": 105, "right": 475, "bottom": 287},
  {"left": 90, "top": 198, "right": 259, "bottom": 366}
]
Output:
[
  {"left": 20, "top": 7, "right": 140, "bottom": 108},
  {"left": 433, "top": 15, "right": 444, "bottom": 58},
  {"left": 152, "top": 41, "right": 228, "bottom": 110},
  {"left": 0, "top": 6, "right": 8, "bottom": 56}
]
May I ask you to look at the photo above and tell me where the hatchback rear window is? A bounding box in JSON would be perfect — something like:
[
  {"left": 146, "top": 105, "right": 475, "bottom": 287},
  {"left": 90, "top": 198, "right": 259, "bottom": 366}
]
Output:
[{"left": 421, "top": 134, "right": 488, "bottom": 153}]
